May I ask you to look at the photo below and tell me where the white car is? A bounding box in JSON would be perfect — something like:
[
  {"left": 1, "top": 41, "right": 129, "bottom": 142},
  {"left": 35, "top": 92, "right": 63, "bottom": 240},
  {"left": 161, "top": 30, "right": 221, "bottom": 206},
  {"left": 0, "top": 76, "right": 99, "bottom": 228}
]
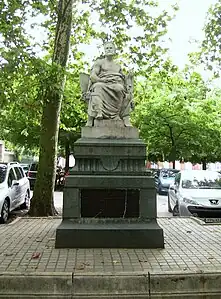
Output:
[
  {"left": 0, "top": 162, "right": 30, "bottom": 223},
  {"left": 168, "top": 170, "right": 221, "bottom": 217}
]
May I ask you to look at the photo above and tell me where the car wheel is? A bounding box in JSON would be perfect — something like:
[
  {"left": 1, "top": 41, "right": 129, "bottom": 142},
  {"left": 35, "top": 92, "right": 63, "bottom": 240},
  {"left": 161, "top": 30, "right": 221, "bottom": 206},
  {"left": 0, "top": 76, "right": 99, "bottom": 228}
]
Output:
[
  {"left": 173, "top": 203, "right": 180, "bottom": 216},
  {"left": 0, "top": 200, "right": 9, "bottom": 224},
  {"left": 20, "top": 191, "right": 30, "bottom": 210},
  {"left": 158, "top": 185, "right": 163, "bottom": 195},
  {"left": 168, "top": 195, "right": 172, "bottom": 213}
]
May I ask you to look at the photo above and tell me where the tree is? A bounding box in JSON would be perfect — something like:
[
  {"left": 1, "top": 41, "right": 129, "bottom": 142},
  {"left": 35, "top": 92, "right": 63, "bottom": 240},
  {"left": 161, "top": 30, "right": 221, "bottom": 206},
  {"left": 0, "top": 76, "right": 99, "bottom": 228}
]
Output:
[
  {"left": 132, "top": 66, "right": 218, "bottom": 168},
  {"left": 186, "top": 89, "right": 221, "bottom": 168},
  {"left": 82, "top": 0, "right": 178, "bottom": 75},
  {"left": 0, "top": 0, "right": 38, "bottom": 109},
  {"left": 29, "top": 0, "right": 73, "bottom": 216},
  {"left": 0, "top": 0, "right": 178, "bottom": 214},
  {"left": 58, "top": 69, "right": 87, "bottom": 171},
  {"left": 0, "top": 62, "right": 42, "bottom": 150},
  {"left": 201, "top": 0, "right": 221, "bottom": 76}
]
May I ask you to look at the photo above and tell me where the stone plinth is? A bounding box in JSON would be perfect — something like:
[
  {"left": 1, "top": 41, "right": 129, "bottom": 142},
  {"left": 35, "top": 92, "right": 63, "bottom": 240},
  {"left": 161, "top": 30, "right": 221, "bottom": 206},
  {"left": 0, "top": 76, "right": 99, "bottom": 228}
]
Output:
[
  {"left": 72, "top": 138, "right": 146, "bottom": 174},
  {"left": 81, "top": 126, "right": 139, "bottom": 139},
  {"left": 56, "top": 219, "right": 164, "bottom": 248},
  {"left": 94, "top": 119, "right": 125, "bottom": 127},
  {"left": 55, "top": 122, "right": 164, "bottom": 248}
]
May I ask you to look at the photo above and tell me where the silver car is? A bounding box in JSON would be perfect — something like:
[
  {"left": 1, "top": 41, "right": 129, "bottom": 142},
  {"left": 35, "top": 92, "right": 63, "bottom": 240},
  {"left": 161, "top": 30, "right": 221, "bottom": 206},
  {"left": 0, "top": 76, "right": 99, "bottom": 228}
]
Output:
[
  {"left": 168, "top": 170, "right": 221, "bottom": 217},
  {"left": 0, "top": 162, "right": 30, "bottom": 223}
]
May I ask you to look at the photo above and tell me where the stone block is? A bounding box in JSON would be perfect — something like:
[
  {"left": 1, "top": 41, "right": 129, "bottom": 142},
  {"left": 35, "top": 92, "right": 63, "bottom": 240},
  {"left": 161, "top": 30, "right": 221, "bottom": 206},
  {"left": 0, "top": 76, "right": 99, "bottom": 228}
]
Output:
[
  {"left": 0, "top": 272, "right": 72, "bottom": 297},
  {"left": 56, "top": 126, "right": 164, "bottom": 249},
  {"left": 94, "top": 119, "right": 125, "bottom": 127},
  {"left": 149, "top": 272, "right": 221, "bottom": 298},
  {"left": 140, "top": 188, "right": 157, "bottom": 218},
  {"left": 63, "top": 188, "right": 80, "bottom": 219},
  {"left": 73, "top": 138, "right": 146, "bottom": 158},
  {"left": 71, "top": 138, "right": 147, "bottom": 173},
  {"left": 73, "top": 273, "right": 148, "bottom": 296},
  {"left": 55, "top": 219, "right": 164, "bottom": 248},
  {"left": 81, "top": 126, "right": 139, "bottom": 139},
  {"left": 65, "top": 174, "right": 155, "bottom": 189}
]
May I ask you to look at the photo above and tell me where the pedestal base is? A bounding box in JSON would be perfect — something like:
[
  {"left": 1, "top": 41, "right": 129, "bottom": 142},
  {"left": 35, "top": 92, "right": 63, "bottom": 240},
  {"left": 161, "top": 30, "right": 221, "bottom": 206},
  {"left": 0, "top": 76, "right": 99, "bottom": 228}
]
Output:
[
  {"left": 55, "top": 133, "right": 165, "bottom": 249},
  {"left": 55, "top": 219, "right": 164, "bottom": 248}
]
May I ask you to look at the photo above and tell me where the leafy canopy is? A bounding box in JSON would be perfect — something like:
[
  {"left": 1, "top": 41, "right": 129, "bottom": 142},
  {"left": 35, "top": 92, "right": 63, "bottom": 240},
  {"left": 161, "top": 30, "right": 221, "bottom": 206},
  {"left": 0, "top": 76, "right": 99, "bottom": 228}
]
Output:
[{"left": 201, "top": 0, "right": 221, "bottom": 77}]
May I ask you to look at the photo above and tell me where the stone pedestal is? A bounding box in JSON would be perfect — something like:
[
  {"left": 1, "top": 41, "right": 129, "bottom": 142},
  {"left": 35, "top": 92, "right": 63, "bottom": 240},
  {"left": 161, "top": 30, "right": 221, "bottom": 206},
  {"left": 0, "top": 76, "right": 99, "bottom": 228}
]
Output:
[
  {"left": 55, "top": 120, "right": 164, "bottom": 248},
  {"left": 82, "top": 119, "right": 139, "bottom": 139}
]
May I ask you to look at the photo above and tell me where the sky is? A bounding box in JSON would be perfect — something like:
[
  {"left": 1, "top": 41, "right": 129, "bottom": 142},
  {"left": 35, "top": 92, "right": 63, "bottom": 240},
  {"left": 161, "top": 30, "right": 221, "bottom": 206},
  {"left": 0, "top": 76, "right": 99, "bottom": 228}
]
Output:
[
  {"left": 23, "top": 0, "right": 218, "bottom": 80},
  {"left": 166, "top": 0, "right": 217, "bottom": 69},
  {"left": 76, "top": 0, "right": 217, "bottom": 80}
]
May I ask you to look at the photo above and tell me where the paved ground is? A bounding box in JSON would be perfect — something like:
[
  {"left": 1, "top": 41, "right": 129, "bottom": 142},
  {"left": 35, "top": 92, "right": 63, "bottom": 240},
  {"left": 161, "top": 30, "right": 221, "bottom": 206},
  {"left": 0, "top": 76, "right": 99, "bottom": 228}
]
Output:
[
  {"left": 157, "top": 194, "right": 171, "bottom": 217},
  {"left": 0, "top": 216, "right": 220, "bottom": 274},
  {"left": 3, "top": 194, "right": 221, "bottom": 297},
  {"left": 53, "top": 191, "right": 63, "bottom": 215}
]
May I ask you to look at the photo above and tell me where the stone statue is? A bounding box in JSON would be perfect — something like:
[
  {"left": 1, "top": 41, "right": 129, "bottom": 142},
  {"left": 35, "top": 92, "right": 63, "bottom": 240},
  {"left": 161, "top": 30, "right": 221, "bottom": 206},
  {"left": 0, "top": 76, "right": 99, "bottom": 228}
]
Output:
[{"left": 80, "top": 42, "right": 134, "bottom": 127}]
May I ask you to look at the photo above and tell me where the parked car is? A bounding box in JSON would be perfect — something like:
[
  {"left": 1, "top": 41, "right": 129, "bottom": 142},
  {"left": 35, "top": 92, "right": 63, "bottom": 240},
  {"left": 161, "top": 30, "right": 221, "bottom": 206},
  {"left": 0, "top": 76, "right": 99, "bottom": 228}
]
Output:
[
  {"left": 55, "top": 166, "right": 66, "bottom": 189},
  {"left": 168, "top": 170, "right": 221, "bottom": 217},
  {"left": 0, "top": 162, "right": 30, "bottom": 223},
  {"left": 28, "top": 162, "right": 66, "bottom": 190},
  {"left": 20, "top": 163, "right": 30, "bottom": 176},
  {"left": 147, "top": 168, "right": 159, "bottom": 177},
  {"left": 27, "top": 162, "right": 38, "bottom": 190},
  {"left": 155, "top": 168, "right": 179, "bottom": 195}
]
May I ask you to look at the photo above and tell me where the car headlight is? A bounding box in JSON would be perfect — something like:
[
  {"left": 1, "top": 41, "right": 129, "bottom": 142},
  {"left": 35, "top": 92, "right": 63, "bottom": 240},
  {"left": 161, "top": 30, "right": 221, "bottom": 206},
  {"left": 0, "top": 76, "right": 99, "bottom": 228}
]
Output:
[{"left": 183, "top": 197, "right": 199, "bottom": 205}]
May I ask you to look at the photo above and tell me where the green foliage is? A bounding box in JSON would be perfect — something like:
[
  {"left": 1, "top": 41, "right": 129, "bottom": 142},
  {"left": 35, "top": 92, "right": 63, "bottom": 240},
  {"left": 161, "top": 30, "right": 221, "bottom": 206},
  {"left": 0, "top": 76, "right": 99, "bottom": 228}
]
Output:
[
  {"left": 59, "top": 68, "right": 88, "bottom": 150},
  {"left": 201, "top": 0, "right": 221, "bottom": 76},
  {"left": 84, "top": 0, "right": 178, "bottom": 74},
  {"left": 132, "top": 65, "right": 221, "bottom": 164},
  {"left": 0, "top": 0, "right": 178, "bottom": 154},
  {"left": 1, "top": 0, "right": 221, "bottom": 169}
]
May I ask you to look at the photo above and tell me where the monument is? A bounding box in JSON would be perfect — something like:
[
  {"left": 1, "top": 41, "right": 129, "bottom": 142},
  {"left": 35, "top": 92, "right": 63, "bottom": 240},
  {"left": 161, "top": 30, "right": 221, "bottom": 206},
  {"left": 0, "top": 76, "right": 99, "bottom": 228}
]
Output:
[{"left": 55, "top": 42, "right": 164, "bottom": 248}]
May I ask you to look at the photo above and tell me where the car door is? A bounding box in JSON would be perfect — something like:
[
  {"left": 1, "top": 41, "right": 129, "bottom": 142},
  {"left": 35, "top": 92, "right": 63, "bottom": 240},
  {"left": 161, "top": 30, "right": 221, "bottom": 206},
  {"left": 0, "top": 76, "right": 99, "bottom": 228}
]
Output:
[
  {"left": 13, "top": 167, "right": 26, "bottom": 207},
  {"left": 7, "top": 168, "right": 19, "bottom": 211},
  {"left": 170, "top": 173, "right": 181, "bottom": 209},
  {"left": 18, "top": 166, "right": 27, "bottom": 203}
]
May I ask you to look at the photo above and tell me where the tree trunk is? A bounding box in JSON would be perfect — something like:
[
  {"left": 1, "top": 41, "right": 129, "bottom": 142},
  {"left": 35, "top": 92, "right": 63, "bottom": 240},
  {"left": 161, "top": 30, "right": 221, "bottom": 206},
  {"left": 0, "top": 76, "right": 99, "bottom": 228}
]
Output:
[
  {"left": 167, "top": 126, "right": 176, "bottom": 170},
  {"left": 202, "top": 158, "right": 207, "bottom": 170},
  {"left": 29, "top": 0, "right": 73, "bottom": 216},
  {"left": 65, "top": 139, "right": 70, "bottom": 173}
]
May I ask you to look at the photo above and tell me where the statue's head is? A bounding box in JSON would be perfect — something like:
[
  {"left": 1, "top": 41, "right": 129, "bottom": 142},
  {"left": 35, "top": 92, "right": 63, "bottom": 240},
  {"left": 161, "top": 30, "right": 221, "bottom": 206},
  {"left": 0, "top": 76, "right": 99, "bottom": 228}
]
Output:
[{"left": 104, "top": 42, "right": 116, "bottom": 57}]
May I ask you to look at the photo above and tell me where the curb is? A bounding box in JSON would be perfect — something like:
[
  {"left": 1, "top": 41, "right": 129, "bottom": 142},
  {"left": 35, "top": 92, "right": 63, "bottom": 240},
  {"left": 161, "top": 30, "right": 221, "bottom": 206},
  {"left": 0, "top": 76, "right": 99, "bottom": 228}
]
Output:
[
  {"left": 149, "top": 272, "right": 221, "bottom": 298},
  {"left": 0, "top": 271, "right": 221, "bottom": 298},
  {"left": 0, "top": 272, "right": 72, "bottom": 298}
]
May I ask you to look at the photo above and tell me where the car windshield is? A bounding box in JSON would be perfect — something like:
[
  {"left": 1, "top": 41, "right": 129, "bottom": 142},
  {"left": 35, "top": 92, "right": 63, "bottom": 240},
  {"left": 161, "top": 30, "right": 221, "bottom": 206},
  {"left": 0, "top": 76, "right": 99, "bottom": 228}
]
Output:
[
  {"left": 182, "top": 172, "right": 221, "bottom": 189},
  {"left": 161, "top": 170, "right": 177, "bottom": 178},
  {"left": 0, "top": 165, "right": 7, "bottom": 183},
  {"left": 30, "top": 163, "right": 38, "bottom": 171},
  {"left": 22, "top": 166, "right": 29, "bottom": 171}
]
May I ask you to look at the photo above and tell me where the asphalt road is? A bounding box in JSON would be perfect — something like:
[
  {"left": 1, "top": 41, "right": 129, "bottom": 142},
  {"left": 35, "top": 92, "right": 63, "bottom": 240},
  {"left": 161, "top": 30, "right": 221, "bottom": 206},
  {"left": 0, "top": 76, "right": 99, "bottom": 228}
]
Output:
[{"left": 52, "top": 191, "right": 172, "bottom": 218}]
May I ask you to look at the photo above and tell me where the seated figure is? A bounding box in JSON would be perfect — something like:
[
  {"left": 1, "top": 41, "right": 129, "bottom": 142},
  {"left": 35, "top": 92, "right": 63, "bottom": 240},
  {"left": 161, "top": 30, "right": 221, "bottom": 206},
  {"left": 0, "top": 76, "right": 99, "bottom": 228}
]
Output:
[{"left": 80, "top": 42, "right": 134, "bottom": 127}]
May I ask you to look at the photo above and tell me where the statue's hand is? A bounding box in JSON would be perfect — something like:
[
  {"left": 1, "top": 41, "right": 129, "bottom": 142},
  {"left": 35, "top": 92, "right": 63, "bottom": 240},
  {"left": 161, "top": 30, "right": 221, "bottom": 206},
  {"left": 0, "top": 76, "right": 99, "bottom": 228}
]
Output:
[
  {"left": 98, "top": 77, "right": 107, "bottom": 83},
  {"left": 82, "top": 92, "right": 90, "bottom": 101}
]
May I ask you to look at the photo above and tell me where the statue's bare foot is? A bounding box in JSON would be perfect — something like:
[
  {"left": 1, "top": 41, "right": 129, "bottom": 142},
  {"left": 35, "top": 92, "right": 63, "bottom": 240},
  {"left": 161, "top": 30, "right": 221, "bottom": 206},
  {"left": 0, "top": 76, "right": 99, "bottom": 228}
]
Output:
[
  {"left": 86, "top": 121, "right": 93, "bottom": 127},
  {"left": 96, "top": 113, "right": 103, "bottom": 120},
  {"left": 123, "top": 117, "right": 132, "bottom": 127}
]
